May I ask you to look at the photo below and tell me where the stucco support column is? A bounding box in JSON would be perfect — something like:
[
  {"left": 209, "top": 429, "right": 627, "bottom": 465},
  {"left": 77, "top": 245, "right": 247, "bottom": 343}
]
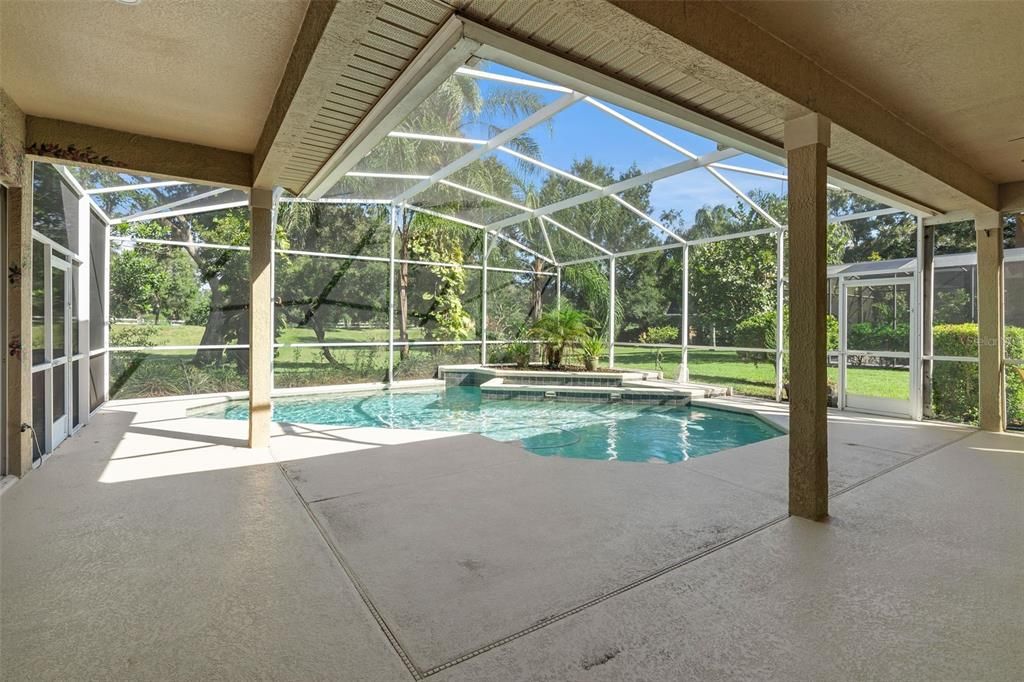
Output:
[
  {"left": 785, "top": 113, "right": 831, "bottom": 521},
  {"left": 248, "top": 189, "right": 275, "bottom": 449},
  {"left": 976, "top": 210, "right": 1005, "bottom": 432},
  {"left": 6, "top": 168, "right": 33, "bottom": 476}
]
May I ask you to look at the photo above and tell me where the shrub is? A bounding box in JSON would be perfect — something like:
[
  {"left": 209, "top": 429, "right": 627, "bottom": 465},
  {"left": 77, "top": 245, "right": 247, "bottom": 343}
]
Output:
[
  {"left": 273, "top": 350, "right": 391, "bottom": 388},
  {"left": 638, "top": 325, "right": 677, "bottom": 345},
  {"left": 734, "top": 307, "right": 839, "bottom": 365},
  {"left": 931, "top": 323, "right": 1024, "bottom": 425},
  {"left": 501, "top": 342, "right": 532, "bottom": 369},
  {"left": 734, "top": 310, "right": 776, "bottom": 363},
  {"left": 110, "top": 353, "right": 247, "bottom": 399},
  {"left": 578, "top": 336, "right": 606, "bottom": 371},
  {"left": 110, "top": 324, "right": 157, "bottom": 348},
  {"left": 847, "top": 322, "right": 910, "bottom": 354},
  {"left": 528, "top": 306, "right": 594, "bottom": 369}
]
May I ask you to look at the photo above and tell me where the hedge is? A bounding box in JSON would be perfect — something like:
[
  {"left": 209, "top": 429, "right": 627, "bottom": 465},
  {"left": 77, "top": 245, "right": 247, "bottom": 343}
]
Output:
[
  {"left": 733, "top": 314, "right": 1023, "bottom": 427},
  {"left": 734, "top": 307, "right": 839, "bottom": 365},
  {"left": 847, "top": 322, "right": 910, "bottom": 353},
  {"left": 932, "top": 323, "right": 1024, "bottom": 426}
]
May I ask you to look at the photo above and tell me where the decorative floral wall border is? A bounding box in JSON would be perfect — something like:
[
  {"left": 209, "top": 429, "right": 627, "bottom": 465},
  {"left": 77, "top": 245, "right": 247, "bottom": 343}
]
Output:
[{"left": 25, "top": 142, "right": 121, "bottom": 167}]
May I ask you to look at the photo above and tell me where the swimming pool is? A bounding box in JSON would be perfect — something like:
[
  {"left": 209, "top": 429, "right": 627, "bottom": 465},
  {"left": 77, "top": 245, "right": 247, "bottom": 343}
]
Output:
[{"left": 194, "top": 387, "right": 783, "bottom": 463}]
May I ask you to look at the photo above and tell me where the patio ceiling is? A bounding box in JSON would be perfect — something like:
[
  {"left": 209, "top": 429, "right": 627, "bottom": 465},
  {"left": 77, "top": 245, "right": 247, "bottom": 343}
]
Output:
[
  {"left": 725, "top": 0, "right": 1024, "bottom": 186},
  {"left": 56, "top": 49, "right": 914, "bottom": 266},
  {"left": 0, "top": 0, "right": 306, "bottom": 153},
  {"left": 6, "top": 1, "right": 1020, "bottom": 217},
  {"left": 259, "top": 0, "right": 1020, "bottom": 215},
  {"left": 63, "top": 54, "right": 904, "bottom": 265}
]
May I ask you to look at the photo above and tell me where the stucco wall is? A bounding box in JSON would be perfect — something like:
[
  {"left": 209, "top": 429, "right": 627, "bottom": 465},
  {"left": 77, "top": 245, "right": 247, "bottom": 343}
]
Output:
[{"left": 0, "top": 89, "right": 26, "bottom": 186}]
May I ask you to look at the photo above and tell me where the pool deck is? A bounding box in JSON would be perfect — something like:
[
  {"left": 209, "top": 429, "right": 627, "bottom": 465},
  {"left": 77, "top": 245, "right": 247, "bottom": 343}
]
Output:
[{"left": 2, "top": 395, "right": 1022, "bottom": 680}]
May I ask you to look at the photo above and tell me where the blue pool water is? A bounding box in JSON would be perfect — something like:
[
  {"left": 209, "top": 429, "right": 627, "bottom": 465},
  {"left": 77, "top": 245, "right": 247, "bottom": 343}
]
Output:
[{"left": 196, "top": 387, "right": 782, "bottom": 463}]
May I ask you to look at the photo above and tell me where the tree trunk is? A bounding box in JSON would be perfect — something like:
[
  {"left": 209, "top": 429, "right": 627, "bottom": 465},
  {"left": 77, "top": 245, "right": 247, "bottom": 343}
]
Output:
[
  {"left": 229, "top": 306, "right": 249, "bottom": 373},
  {"left": 530, "top": 258, "right": 544, "bottom": 324},
  {"left": 296, "top": 231, "right": 366, "bottom": 339},
  {"left": 297, "top": 265, "right": 352, "bottom": 365},
  {"left": 311, "top": 318, "right": 338, "bottom": 364},
  {"left": 194, "top": 274, "right": 227, "bottom": 367},
  {"left": 165, "top": 218, "right": 230, "bottom": 369}
]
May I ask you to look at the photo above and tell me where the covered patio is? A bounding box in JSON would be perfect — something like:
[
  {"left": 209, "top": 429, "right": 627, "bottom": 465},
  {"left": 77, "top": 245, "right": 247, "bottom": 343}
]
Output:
[{"left": 2, "top": 1, "right": 1023, "bottom": 680}]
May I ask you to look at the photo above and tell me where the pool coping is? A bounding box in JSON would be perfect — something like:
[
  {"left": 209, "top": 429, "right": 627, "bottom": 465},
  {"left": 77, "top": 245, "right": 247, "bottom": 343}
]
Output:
[
  {"left": 691, "top": 397, "right": 791, "bottom": 433},
  {"left": 112, "top": 379, "right": 448, "bottom": 414}
]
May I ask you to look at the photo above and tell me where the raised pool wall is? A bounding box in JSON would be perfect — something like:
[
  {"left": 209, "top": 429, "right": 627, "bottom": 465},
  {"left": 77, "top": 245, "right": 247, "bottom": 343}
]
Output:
[{"left": 437, "top": 365, "right": 715, "bottom": 407}]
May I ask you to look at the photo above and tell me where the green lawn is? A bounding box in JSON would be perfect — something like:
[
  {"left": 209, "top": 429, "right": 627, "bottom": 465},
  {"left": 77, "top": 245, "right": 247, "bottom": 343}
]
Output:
[
  {"left": 109, "top": 323, "right": 469, "bottom": 396},
  {"left": 612, "top": 345, "right": 910, "bottom": 400},
  {"left": 111, "top": 323, "right": 420, "bottom": 350},
  {"left": 111, "top": 322, "right": 447, "bottom": 365},
  {"left": 106, "top": 326, "right": 909, "bottom": 403}
]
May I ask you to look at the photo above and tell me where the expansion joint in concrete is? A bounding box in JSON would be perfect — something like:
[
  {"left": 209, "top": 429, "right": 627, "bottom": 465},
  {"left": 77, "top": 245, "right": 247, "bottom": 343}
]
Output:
[
  {"left": 827, "top": 430, "right": 977, "bottom": 501},
  {"left": 272, "top": 461, "right": 424, "bottom": 680},
  {"left": 420, "top": 512, "right": 791, "bottom": 676},
  {"left": 271, "top": 422, "right": 983, "bottom": 679}
]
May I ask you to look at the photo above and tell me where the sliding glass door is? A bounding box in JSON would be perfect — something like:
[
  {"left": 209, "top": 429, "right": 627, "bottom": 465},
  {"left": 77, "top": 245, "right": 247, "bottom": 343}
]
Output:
[
  {"left": 50, "top": 257, "right": 72, "bottom": 449},
  {"left": 30, "top": 238, "right": 83, "bottom": 461}
]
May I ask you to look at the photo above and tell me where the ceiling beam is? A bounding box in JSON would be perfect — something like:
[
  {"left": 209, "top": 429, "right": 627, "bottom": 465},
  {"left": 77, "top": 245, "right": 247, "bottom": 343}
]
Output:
[
  {"left": 252, "top": 0, "right": 387, "bottom": 190},
  {"left": 607, "top": 0, "right": 999, "bottom": 211},
  {"left": 25, "top": 116, "right": 252, "bottom": 187},
  {"left": 305, "top": 16, "right": 477, "bottom": 199},
  {"left": 1000, "top": 181, "right": 1024, "bottom": 213}
]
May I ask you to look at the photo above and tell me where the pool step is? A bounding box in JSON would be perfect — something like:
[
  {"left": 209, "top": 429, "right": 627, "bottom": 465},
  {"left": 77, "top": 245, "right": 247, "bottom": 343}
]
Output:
[{"left": 434, "top": 365, "right": 731, "bottom": 403}]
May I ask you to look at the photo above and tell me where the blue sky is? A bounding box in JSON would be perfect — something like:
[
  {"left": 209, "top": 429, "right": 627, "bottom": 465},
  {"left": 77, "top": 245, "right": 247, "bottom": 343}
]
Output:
[{"left": 466, "top": 61, "right": 788, "bottom": 228}]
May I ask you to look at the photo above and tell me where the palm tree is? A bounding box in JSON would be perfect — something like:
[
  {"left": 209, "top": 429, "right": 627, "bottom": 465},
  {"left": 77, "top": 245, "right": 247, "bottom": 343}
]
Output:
[
  {"left": 529, "top": 306, "right": 594, "bottom": 368},
  {"left": 501, "top": 178, "right": 557, "bottom": 326},
  {"left": 350, "top": 72, "right": 548, "bottom": 357}
]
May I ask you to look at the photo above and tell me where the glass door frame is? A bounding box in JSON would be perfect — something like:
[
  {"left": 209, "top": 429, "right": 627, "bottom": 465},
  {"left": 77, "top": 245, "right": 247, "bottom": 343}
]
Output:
[
  {"left": 49, "top": 255, "right": 72, "bottom": 451},
  {"left": 837, "top": 274, "right": 920, "bottom": 418},
  {"left": 30, "top": 234, "right": 84, "bottom": 463}
]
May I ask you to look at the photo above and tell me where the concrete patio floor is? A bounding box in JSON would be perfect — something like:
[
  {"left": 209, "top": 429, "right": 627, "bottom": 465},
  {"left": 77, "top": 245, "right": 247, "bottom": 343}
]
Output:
[{"left": 2, "top": 395, "right": 1021, "bottom": 680}]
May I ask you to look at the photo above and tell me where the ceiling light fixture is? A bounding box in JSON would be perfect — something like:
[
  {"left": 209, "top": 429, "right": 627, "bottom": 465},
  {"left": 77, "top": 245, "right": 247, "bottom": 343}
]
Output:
[{"left": 115, "top": 0, "right": 141, "bottom": 5}]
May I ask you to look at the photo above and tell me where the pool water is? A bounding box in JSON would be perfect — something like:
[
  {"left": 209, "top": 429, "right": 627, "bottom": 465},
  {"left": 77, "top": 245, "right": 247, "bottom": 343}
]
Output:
[{"left": 198, "top": 387, "right": 782, "bottom": 463}]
